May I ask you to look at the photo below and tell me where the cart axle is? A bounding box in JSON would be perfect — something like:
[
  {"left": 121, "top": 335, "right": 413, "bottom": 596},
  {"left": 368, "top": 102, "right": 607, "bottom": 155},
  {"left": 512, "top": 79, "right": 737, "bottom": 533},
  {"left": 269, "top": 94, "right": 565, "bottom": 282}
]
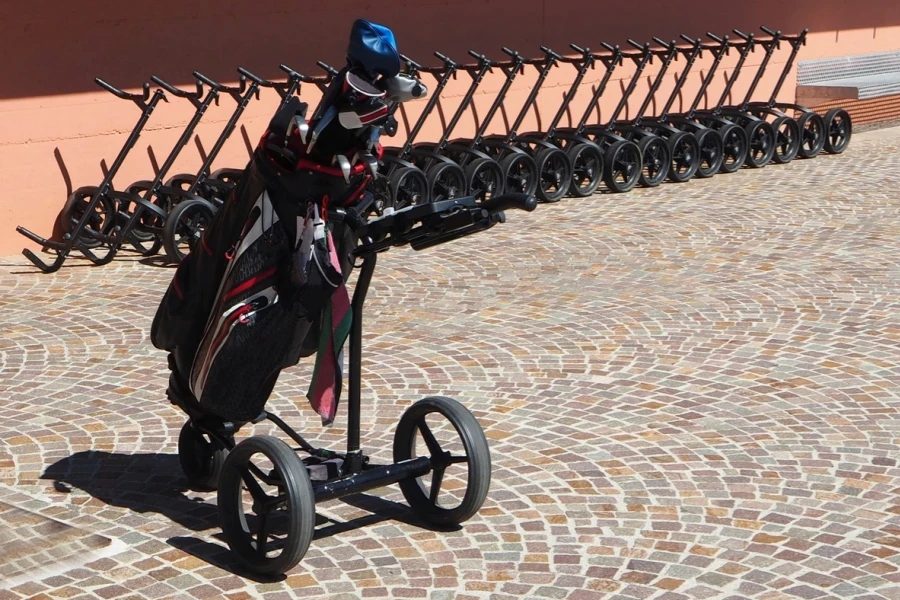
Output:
[{"left": 313, "top": 456, "right": 431, "bottom": 503}]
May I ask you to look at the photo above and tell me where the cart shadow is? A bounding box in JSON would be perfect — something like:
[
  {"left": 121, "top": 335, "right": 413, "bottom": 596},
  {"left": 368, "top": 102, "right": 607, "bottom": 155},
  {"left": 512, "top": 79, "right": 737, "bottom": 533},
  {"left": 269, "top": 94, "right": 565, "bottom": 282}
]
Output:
[{"left": 42, "top": 451, "right": 460, "bottom": 579}]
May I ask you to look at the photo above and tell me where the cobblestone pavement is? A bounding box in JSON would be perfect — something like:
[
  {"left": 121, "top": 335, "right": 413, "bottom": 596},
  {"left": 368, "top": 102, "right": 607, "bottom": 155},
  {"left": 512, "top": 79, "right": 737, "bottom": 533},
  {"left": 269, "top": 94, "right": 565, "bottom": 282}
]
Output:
[{"left": 2, "top": 126, "right": 900, "bottom": 600}]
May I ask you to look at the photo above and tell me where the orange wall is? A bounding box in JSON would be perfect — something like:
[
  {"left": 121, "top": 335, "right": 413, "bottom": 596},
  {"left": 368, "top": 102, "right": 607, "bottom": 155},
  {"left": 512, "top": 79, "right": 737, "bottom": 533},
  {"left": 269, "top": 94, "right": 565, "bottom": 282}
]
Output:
[{"left": 2, "top": 1, "right": 899, "bottom": 257}]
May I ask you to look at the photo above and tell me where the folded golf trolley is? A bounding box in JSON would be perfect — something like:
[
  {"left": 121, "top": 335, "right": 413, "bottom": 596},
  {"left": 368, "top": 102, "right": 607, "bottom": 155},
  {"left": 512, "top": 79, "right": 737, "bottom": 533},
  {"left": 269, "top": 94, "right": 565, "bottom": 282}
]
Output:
[{"left": 169, "top": 190, "right": 536, "bottom": 576}]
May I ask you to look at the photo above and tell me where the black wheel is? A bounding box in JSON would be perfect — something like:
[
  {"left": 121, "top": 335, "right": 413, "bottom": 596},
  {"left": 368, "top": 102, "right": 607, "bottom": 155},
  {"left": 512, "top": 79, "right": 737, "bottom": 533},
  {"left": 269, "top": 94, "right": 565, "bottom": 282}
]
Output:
[
  {"left": 823, "top": 108, "right": 852, "bottom": 154},
  {"left": 566, "top": 142, "right": 604, "bottom": 197},
  {"left": 119, "top": 182, "right": 157, "bottom": 243},
  {"left": 393, "top": 396, "right": 491, "bottom": 526},
  {"left": 59, "top": 188, "right": 116, "bottom": 249},
  {"left": 637, "top": 137, "right": 669, "bottom": 188},
  {"left": 745, "top": 120, "right": 776, "bottom": 168},
  {"left": 388, "top": 167, "right": 429, "bottom": 209},
  {"left": 499, "top": 153, "right": 538, "bottom": 196},
  {"left": 218, "top": 436, "right": 315, "bottom": 576},
  {"left": 425, "top": 163, "right": 465, "bottom": 202},
  {"left": 534, "top": 147, "right": 571, "bottom": 203},
  {"left": 163, "top": 198, "right": 217, "bottom": 264},
  {"left": 178, "top": 421, "right": 229, "bottom": 491},
  {"left": 771, "top": 116, "right": 801, "bottom": 164},
  {"left": 719, "top": 124, "right": 749, "bottom": 174},
  {"left": 464, "top": 158, "right": 504, "bottom": 203},
  {"left": 797, "top": 112, "right": 827, "bottom": 159},
  {"left": 694, "top": 129, "right": 725, "bottom": 178},
  {"left": 603, "top": 140, "right": 642, "bottom": 193},
  {"left": 667, "top": 132, "right": 701, "bottom": 182}
]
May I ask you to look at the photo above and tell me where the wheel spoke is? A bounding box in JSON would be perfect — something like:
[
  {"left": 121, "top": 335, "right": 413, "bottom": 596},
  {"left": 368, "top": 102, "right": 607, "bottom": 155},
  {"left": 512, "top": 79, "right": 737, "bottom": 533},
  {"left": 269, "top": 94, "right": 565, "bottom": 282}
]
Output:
[
  {"left": 255, "top": 512, "right": 269, "bottom": 559},
  {"left": 430, "top": 466, "right": 445, "bottom": 504},
  {"left": 447, "top": 454, "right": 468, "bottom": 465},
  {"left": 417, "top": 421, "right": 443, "bottom": 457}
]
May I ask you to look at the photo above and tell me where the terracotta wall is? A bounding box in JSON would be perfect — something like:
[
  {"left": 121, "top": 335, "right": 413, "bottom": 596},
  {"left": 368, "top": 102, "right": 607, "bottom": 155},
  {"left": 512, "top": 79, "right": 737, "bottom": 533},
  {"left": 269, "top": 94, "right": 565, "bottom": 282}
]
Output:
[{"left": 2, "top": 0, "right": 899, "bottom": 256}]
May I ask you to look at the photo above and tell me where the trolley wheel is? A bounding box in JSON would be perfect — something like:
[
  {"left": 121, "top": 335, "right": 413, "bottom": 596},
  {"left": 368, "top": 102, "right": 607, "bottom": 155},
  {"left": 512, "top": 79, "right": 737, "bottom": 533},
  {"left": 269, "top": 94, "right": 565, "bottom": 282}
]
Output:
[
  {"left": 218, "top": 436, "right": 315, "bottom": 576},
  {"left": 694, "top": 129, "right": 725, "bottom": 179},
  {"left": 667, "top": 132, "right": 701, "bottom": 182},
  {"left": 797, "top": 112, "right": 827, "bottom": 159},
  {"left": 637, "top": 137, "right": 669, "bottom": 188},
  {"left": 566, "top": 142, "right": 604, "bottom": 197},
  {"left": 425, "top": 163, "right": 465, "bottom": 202},
  {"left": 388, "top": 167, "right": 429, "bottom": 209},
  {"left": 464, "top": 158, "right": 504, "bottom": 203},
  {"left": 603, "top": 139, "right": 642, "bottom": 193},
  {"left": 823, "top": 108, "right": 852, "bottom": 154},
  {"left": 771, "top": 116, "right": 801, "bottom": 164},
  {"left": 393, "top": 396, "right": 491, "bottom": 526},
  {"left": 499, "top": 153, "right": 538, "bottom": 196},
  {"left": 719, "top": 124, "right": 749, "bottom": 174},
  {"left": 163, "top": 198, "right": 217, "bottom": 264},
  {"left": 745, "top": 120, "right": 776, "bottom": 168},
  {"left": 534, "top": 147, "right": 572, "bottom": 203},
  {"left": 178, "top": 421, "right": 229, "bottom": 491},
  {"left": 59, "top": 188, "right": 117, "bottom": 249}
]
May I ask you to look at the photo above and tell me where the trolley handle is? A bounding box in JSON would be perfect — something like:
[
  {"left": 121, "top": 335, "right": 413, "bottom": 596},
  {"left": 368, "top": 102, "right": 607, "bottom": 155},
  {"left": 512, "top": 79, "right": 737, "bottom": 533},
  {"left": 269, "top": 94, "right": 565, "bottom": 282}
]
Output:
[
  {"left": 600, "top": 41, "right": 616, "bottom": 53},
  {"left": 480, "top": 192, "right": 538, "bottom": 215},
  {"left": 151, "top": 75, "right": 203, "bottom": 99},
  {"left": 706, "top": 32, "right": 725, "bottom": 44},
  {"left": 467, "top": 49, "right": 495, "bottom": 68},
  {"left": 317, "top": 61, "right": 340, "bottom": 77},
  {"left": 652, "top": 37, "right": 671, "bottom": 49},
  {"left": 400, "top": 54, "right": 423, "bottom": 73},
  {"left": 732, "top": 29, "right": 753, "bottom": 41},
  {"left": 95, "top": 78, "right": 151, "bottom": 102},
  {"left": 195, "top": 71, "right": 247, "bottom": 94},
  {"left": 570, "top": 43, "right": 593, "bottom": 58},
  {"left": 501, "top": 47, "right": 519, "bottom": 58},
  {"left": 238, "top": 67, "right": 276, "bottom": 87},
  {"left": 434, "top": 51, "right": 460, "bottom": 69},
  {"left": 279, "top": 64, "right": 317, "bottom": 84},
  {"left": 760, "top": 25, "right": 779, "bottom": 38},
  {"left": 626, "top": 38, "right": 645, "bottom": 51},
  {"left": 680, "top": 34, "right": 698, "bottom": 45},
  {"left": 540, "top": 46, "right": 562, "bottom": 61}
]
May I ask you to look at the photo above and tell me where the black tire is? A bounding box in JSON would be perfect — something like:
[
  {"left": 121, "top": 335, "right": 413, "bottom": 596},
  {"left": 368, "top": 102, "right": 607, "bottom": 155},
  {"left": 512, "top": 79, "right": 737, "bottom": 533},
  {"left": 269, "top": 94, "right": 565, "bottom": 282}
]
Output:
[
  {"left": 667, "top": 132, "right": 701, "bottom": 182},
  {"left": 178, "top": 421, "right": 229, "bottom": 491},
  {"left": 797, "top": 112, "right": 827, "bottom": 159},
  {"left": 719, "top": 124, "right": 749, "bottom": 174},
  {"left": 119, "top": 182, "right": 157, "bottom": 243},
  {"left": 393, "top": 396, "right": 491, "bottom": 526},
  {"left": 771, "top": 116, "right": 801, "bottom": 164},
  {"left": 823, "top": 108, "right": 852, "bottom": 154},
  {"left": 745, "top": 120, "right": 777, "bottom": 168},
  {"left": 425, "top": 163, "right": 466, "bottom": 202},
  {"left": 603, "top": 139, "right": 642, "bottom": 193},
  {"left": 533, "top": 147, "right": 571, "bottom": 203},
  {"left": 218, "top": 436, "right": 315, "bottom": 576},
  {"left": 59, "top": 189, "right": 116, "bottom": 249},
  {"left": 637, "top": 137, "right": 669, "bottom": 188},
  {"left": 163, "top": 198, "right": 217, "bottom": 264},
  {"left": 388, "top": 167, "right": 429, "bottom": 209},
  {"left": 464, "top": 158, "right": 504, "bottom": 203},
  {"left": 499, "top": 153, "right": 538, "bottom": 196},
  {"left": 566, "top": 142, "right": 604, "bottom": 198},
  {"left": 694, "top": 129, "right": 725, "bottom": 179}
]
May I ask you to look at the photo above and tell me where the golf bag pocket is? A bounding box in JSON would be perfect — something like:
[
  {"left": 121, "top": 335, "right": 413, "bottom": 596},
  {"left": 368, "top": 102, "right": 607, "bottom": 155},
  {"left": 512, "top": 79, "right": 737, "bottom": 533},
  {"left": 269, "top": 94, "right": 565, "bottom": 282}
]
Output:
[{"left": 151, "top": 252, "right": 202, "bottom": 352}]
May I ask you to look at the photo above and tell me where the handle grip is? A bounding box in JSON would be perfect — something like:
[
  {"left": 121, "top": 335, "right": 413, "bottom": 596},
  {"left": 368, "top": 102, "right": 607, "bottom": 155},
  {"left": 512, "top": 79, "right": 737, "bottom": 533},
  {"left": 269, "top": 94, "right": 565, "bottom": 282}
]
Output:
[
  {"left": 627, "top": 38, "right": 645, "bottom": 51},
  {"left": 400, "top": 53, "right": 423, "bottom": 73},
  {"left": 316, "top": 61, "right": 340, "bottom": 76},
  {"left": 652, "top": 37, "right": 670, "bottom": 48},
  {"left": 681, "top": 34, "right": 698, "bottom": 44},
  {"left": 95, "top": 79, "right": 151, "bottom": 101},
  {"left": 570, "top": 43, "right": 588, "bottom": 55},
  {"left": 151, "top": 75, "right": 201, "bottom": 98},
  {"left": 600, "top": 41, "right": 616, "bottom": 52},
  {"left": 760, "top": 25, "right": 778, "bottom": 37},
  {"left": 468, "top": 49, "right": 491, "bottom": 65},
  {"left": 501, "top": 47, "right": 518, "bottom": 58},
  {"left": 238, "top": 67, "right": 268, "bottom": 86},
  {"left": 707, "top": 31, "right": 725, "bottom": 43},
  {"left": 733, "top": 29, "right": 752, "bottom": 41},
  {"left": 479, "top": 192, "right": 538, "bottom": 214},
  {"left": 192, "top": 71, "right": 221, "bottom": 90},
  {"left": 540, "top": 46, "right": 562, "bottom": 60}
]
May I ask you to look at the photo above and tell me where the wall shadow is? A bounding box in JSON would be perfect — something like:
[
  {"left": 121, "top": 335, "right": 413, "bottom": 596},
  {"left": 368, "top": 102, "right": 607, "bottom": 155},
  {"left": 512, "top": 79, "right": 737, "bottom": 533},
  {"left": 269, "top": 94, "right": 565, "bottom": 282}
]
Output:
[{"left": 2, "top": 0, "right": 898, "bottom": 100}]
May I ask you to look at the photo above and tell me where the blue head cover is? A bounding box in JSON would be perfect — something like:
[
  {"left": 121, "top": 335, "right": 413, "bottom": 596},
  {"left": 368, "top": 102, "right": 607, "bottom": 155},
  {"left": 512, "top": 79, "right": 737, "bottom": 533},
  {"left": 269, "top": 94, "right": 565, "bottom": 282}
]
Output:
[{"left": 347, "top": 19, "right": 401, "bottom": 80}]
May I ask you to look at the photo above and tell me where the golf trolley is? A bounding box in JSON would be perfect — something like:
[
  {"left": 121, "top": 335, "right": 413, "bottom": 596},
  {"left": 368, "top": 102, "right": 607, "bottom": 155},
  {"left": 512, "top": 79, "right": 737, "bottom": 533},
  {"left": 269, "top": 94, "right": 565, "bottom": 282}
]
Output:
[
  {"left": 170, "top": 191, "right": 536, "bottom": 576},
  {"left": 744, "top": 26, "right": 852, "bottom": 157},
  {"left": 15, "top": 79, "right": 167, "bottom": 273}
]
